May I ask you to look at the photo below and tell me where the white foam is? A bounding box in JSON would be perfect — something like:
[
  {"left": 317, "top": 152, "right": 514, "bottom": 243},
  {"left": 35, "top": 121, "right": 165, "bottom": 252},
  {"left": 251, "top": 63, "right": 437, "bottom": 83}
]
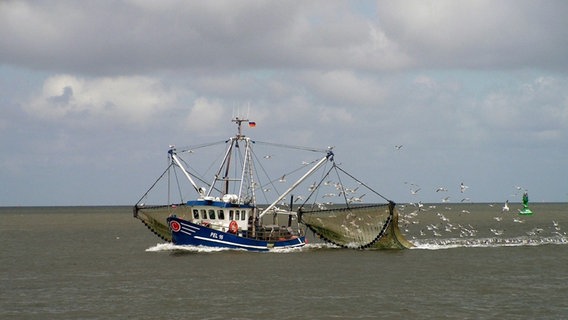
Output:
[
  {"left": 145, "top": 242, "right": 340, "bottom": 253},
  {"left": 146, "top": 243, "right": 236, "bottom": 253},
  {"left": 411, "top": 235, "right": 568, "bottom": 250}
]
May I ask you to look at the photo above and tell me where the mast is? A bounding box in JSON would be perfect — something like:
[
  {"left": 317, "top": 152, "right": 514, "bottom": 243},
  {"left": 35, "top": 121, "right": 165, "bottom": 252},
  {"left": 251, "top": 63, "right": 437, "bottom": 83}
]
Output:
[
  {"left": 206, "top": 137, "right": 235, "bottom": 198},
  {"left": 205, "top": 117, "right": 251, "bottom": 201},
  {"left": 238, "top": 137, "right": 256, "bottom": 205},
  {"left": 222, "top": 140, "right": 233, "bottom": 195}
]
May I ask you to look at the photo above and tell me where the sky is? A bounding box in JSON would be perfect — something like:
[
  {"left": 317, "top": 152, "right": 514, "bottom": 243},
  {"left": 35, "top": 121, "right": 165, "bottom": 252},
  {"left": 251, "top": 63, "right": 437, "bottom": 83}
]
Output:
[{"left": 1, "top": 0, "right": 568, "bottom": 206}]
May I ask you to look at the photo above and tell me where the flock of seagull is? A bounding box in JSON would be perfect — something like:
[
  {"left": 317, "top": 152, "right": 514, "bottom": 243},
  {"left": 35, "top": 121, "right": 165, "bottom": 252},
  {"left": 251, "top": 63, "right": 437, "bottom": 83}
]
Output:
[
  {"left": 393, "top": 145, "right": 568, "bottom": 243},
  {"left": 260, "top": 149, "right": 566, "bottom": 245},
  {"left": 397, "top": 198, "right": 566, "bottom": 243},
  {"left": 261, "top": 154, "right": 369, "bottom": 209}
]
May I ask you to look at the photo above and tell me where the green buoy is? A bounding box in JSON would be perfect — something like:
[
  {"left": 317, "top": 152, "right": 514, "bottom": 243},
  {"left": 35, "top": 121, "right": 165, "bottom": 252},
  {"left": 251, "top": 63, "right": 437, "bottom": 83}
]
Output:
[{"left": 519, "top": 192, "right": 533, "bottom": 215}]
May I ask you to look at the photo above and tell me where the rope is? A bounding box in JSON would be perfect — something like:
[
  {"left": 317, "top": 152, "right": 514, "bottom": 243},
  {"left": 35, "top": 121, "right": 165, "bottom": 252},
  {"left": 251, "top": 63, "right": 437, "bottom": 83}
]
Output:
[
  {"left": 176, "top": 140, "right": 227, "bottom": 153},
  {"left": 297, "top": 165, "right": 334, "bottom": 209},
  {"left": 254, "top": 140, "right": 329, "bottom": 153},
  {"left": 134, "top": 163, "right": 175, "bottom": 207},
  {"left": 334, "top": 165, "right": 391, "bottom": 203}
]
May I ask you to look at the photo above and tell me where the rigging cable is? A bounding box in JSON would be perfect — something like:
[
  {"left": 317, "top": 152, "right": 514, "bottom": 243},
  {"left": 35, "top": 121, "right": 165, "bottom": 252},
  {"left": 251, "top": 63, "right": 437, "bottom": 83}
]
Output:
[
  {"left": 176, "top": 140, "right": 227, "bottom": 153},
  {"left": 254, "top": 140, "right": 329, "bottom": 153},
  {"left": 172, "top": 164, "right": 184, "bottom": 203},
  {"left": 134, "top": 162, "right": 175, "bottom": 207},
  {"left": 250, "top": 147, "right": 282, "bottom": 206},
  {"left": 334, "top": 166, "right": 391, "bottom": 203}
]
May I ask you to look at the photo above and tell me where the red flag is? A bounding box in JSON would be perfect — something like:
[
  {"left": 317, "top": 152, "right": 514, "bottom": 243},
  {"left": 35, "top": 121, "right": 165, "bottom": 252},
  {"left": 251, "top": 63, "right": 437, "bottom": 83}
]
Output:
[{"left": 248, "top": 121, "right": 256, "bottom": 127}]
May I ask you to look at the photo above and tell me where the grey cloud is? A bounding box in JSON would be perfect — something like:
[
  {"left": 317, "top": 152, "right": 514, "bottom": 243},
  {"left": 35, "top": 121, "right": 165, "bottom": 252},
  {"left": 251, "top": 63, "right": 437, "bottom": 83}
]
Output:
[
  {"left": 0, "top": 1, "right": 405, "bottom": 75},
  {"left": 376, "top": 1, "right": 568, "bottom": 71},
  {"left": 47, "top": 86, "right": 73, "bottom": 105},
  {"left": 2, "top": 1, "right": 567, "bottom": 76}
]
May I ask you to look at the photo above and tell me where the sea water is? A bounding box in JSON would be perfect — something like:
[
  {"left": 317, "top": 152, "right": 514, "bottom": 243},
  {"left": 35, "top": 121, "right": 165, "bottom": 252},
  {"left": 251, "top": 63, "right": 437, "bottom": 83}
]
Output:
[{"left": 1, "top": 204, "right": 567, "bottom": 319}]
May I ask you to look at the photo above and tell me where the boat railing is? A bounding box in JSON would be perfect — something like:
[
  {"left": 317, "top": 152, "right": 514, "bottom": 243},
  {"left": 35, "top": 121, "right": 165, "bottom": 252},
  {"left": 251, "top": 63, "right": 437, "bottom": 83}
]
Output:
[{"left": 242, "top": 225, "right": 304, "bottom": 241}]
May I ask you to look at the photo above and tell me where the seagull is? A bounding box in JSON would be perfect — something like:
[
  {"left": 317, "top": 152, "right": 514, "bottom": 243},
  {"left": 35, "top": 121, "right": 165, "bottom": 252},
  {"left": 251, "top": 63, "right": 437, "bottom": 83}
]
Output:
[
  {"left": 308, "top": 182, "right": 317, "bottom": 191},
  {"left": 490, "top": 228, "right": 504, "bottom": 236},
  {"left": 436, "top": 187, "right": 448, "bottom": 192},
  {"left": 345, "top": 186, "right": 359, "bottom": 194},
  {"left": 348, "top": 194, "right": 366, "bottom": 203},
  {"left": 316, "top": 203, "right": 327, "bottom": 210},
  {"left": 411, "top": 188, "right": 421, "bottom": 195},
  {"left": 278, "top": 175, "right": 286, "bottom": 183},
  {"left": 395, "top": 145, "right": 403, "bottom": 150},
  {"left": 410, "top": 202, "right": 425, "bottom": 211},
  {"left": 263, "top": 154, "right": 273, "bottom": 159},
  {"left": 460, "top": 182, "right": 469, "bottom": 193},
  {"left": 502, "top": 200, "right": 510, "bottom": 212}
]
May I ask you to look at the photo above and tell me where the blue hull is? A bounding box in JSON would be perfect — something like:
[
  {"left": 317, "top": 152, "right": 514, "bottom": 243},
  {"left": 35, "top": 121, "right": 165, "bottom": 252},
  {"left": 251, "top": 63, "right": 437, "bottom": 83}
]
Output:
[{"left": 167, "top": 217, "right": 305, "bottom": 251}]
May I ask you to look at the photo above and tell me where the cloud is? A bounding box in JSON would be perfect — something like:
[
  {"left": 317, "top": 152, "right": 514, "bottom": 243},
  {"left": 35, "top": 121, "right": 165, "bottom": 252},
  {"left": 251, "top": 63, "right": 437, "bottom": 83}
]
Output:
[
  {"left": 0, "top": 1, "right": 410, "bottom": 75},
  {"left": 185, "top": 98, "right": 226, "bottom": 132},
  {"left": 478, "top": 76, "right": 568, "bottom": 142},
  {"left": 303, "top": 70, "right": 388, "bottom": 108},
  {"left": 377, "top": 0, "right": 568, "bottom": 70},
  {"left": 2, "top": 1, "right": 568, "bottom": 205},
  {"left": 3, "top": 1, "right": 566, "bottom": 76},
  {"left": 25, "top": 74, "right": 178, "bottom": 124}
]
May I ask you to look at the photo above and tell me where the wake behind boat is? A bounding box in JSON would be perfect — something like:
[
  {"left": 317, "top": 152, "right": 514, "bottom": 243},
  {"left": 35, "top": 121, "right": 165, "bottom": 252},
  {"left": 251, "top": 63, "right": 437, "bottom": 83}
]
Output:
[{"left": 134, "top": 116, "right": 412, "bottom": 251}]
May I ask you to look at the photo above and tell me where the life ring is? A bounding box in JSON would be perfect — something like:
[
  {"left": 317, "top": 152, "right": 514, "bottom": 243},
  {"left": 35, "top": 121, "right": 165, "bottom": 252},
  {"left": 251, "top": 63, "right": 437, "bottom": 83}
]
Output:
[
  {"left": 169, "top": 220, "right": 181, "bottom": 232},
  {"left": 228, "top": 220, "right": 238, "bottom": 234}
]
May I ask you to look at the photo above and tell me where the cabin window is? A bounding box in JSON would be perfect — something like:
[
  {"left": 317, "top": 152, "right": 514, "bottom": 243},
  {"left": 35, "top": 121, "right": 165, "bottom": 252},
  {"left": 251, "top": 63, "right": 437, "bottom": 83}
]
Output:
[
  {"left": 193, "top": 209, "right": 199, "bottom": 219},
  {"left": 241, "top": 210, "right": 247, "bottom": 221},
  {"left": 208, "top": 209, "right": 216, "bottom": 219},
  {"left": 235, "top": 210, "right": 240, "bottom": 220},
  {"left": 229, "top": 210, "right": 234, "bottom": 220},
  {"left": 218, "top": 210, "right": 225, "bottom": 220},
  {"left": 200, "top": 209, "right": 207, "bottom": 219}
]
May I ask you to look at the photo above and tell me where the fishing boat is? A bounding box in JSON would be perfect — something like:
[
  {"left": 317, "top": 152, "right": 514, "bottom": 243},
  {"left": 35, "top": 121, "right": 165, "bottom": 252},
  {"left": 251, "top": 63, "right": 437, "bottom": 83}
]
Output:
[{"left": 134, "top": 116, "right": 412, "bottom": 251}]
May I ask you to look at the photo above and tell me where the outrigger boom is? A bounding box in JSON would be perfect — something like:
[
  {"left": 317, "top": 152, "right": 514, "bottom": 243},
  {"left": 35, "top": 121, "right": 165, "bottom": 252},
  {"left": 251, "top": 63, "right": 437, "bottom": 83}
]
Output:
[
  {"left": 259, "top": 149, "right": 333, "bottom": 218},
  {"left": 168, "top": 148, "right": 205, "bottom": 197}
]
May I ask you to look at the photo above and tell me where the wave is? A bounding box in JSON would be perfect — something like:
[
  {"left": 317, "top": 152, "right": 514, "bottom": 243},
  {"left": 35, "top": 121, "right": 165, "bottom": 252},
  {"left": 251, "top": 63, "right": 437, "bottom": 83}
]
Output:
[
  {"left": 411, "top": 235, "right": 568, "bottom": 250},
  {"left": 145, "top": 242, "right": 339, "bottom": 253},
  {"left": 146, "top": 243, "right": 238, "bottom": 253},
  {"left": 146, "top": 235, "right": 568, "bottom": 253}
]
